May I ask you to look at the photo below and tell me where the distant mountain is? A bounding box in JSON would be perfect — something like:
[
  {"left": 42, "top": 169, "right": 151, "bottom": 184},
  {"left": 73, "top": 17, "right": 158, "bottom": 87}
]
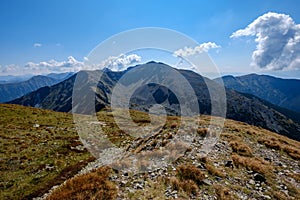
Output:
[
  {"left": 9, "top": 70, "right": 121, "bottom": 113},
  {"left": 215, "top": 74, "right": 300, "bottom": 113},
  {"left": 0, "top": 72, "right": 73, "bottom": 103},
  {"left": 0, "top": 74, "right": 33, "bottom": 84},
  {"left": 46, "top": 72, "right": 74, "bottom": 80},
  {"left": 10, "top": 62, "right": 300, "bottom": 141}
]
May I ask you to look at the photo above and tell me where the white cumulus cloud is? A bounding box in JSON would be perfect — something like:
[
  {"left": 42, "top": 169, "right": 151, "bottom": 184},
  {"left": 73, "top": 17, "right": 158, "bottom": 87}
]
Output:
[
  {"left": 24, "top": 56, "right": 84, "bottom": 73},
  {"left": 33, "top": 43, "right": 42, "bottom": 47},
  {"left": 0, "top": 56, "right": 85, "bottom": 75},
  {"left": 0, "top": 54, "right": 142, "bottom": 75},
  {"left": 173, "top": 42, "right": 221, "bottom": 57},
  {"left": 231, "top": 12, "right": 300, "bottom": 71},
  {"left": 100, "top": 54, "right": 142, "bottom": 71},
  {"left": 0, "top": 64, "right": 19, "bottom": 74}
]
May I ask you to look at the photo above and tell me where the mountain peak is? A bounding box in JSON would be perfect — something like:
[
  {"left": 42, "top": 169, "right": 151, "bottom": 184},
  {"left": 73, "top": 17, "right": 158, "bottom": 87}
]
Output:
[{"left": 146, "top": 60, "right": 158, "bottom": 64}]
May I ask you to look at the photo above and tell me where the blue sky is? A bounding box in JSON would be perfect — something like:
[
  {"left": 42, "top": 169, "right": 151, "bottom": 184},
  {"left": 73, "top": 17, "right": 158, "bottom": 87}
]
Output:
[{"left": 1, "top": 0, "right": 300, "bottom": 78}]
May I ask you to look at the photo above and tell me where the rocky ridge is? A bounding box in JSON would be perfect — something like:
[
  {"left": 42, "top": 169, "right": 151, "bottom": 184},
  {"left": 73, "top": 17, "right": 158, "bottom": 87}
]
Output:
[{"left": 42, "top": 113, "right": 300, "bottom": 200}]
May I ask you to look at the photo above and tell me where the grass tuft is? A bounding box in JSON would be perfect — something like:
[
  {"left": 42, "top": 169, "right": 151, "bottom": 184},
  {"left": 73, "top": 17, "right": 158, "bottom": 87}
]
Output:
[
  {"left": 258, "top": 137, "right": 300, "bottom": 160},
  {"left": 214, "top": 185, "right": 234, "bottom": 200},
  {"left": 176, "top": 164, "right": 205, "bottom": 185},
  {"left": 229, "top": 140, "right": 253, "bottom": 157},
  {"left": 232, "top": 154, "right": 273, "bottom": 177},
  {"left": 46, "top": 166, "right": 117, "bottom": 200},
  {"left": 206, "top": 163, "right": 225, "bottom": 178}
]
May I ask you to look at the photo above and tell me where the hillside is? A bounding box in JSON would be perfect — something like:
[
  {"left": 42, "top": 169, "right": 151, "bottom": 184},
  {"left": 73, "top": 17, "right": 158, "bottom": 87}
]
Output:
[
  {"left": 0, "top": 104, "right": 94, "bottom": 200},
  {"left": 215, "top": 74, "right": 300, "bottom": 113},
  {"left": 9, "top": 62, "right": 300, "bottom": 141},
  {"left": 1, "top": 104, "right": 299, "bottom": 199}
]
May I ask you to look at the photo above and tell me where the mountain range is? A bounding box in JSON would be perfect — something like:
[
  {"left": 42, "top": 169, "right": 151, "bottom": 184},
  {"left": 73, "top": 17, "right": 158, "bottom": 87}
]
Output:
[
  {"left": 0, "top": 74, "right": 33, "bottom": 84},
  {"left": 0, "top": 72, "right": 74, "bottom": 103},
  {"left": 215, "top": 74, "right": 300, "bottom": 113},
  {"left": 9, "top": 62, "right": 300, "bottom": 141}
]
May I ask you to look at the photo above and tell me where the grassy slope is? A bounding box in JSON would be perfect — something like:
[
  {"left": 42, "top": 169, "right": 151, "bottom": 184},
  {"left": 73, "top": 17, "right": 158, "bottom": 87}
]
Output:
[
  {"left": 0, "top": 104, "right": 94, "bottom": 200},
  {"left": 1, "top": 104, "right": 300, "bottom": 199}
]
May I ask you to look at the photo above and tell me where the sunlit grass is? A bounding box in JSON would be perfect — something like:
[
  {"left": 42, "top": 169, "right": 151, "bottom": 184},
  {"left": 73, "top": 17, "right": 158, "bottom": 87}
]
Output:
[{"left": 0, "top": 104, "right": 94, "bottom": 199}]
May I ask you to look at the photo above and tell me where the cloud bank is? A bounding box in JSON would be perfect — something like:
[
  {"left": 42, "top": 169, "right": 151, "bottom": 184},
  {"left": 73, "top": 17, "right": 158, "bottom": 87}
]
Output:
[
  {"left": 100, "top": 54, "right": 142, "bottom": 71},
  {"left": 24, "top": 56, "right": 84, "bottom": 73},
  {"left": 231, "top": 12, "right": 300, "bottom": 71},
  {"left": 0, "top": 54, "right": 142, "bottom": 75},
  {"left": 173, "top": 42, "right": 220, "bottom": 57},
  {"left": 0, "top": 56, "right": 84, "bottom": 75}
]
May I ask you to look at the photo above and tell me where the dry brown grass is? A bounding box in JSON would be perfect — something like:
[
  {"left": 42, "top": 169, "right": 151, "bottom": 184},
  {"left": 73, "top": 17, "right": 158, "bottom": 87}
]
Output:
[
  {"left": 231, "top": 154, "right": 272, "bottom": 176},
  {"left": 246, "top": 130, "right": 258, "bottom": 136},
  {"left": 169, "top": 177, "right": 198, "bottom": 195},
  {"left": 197, "top": 157, "right": 225, "bottom": 178},
  {"left": 229, "top": 140, "right": 253, "bottom": 157},
  {"left": 197, "top": 128, "right": 208, "bottom": 137},
  {"left": 283, "top": 146, "right": 300, "bottom": 160},
  {"left": 198, "top": 156, "right": 208, "bottom": 163},
  {"left": 169, "top": 177, "right": 181, "bottom": 190},
  {"left": 220, "top": 132, "right": 242, "bottom": 142},
  {"left": 214, "top": 185, "right": 234, "bottom": 200},
  {"left": 167, "top": 164, "right": 206, "bottom": 196},
  {"left": 283, "top": 179, "right": 300, "bottom": 198},
  {"left": 170, "top": 123, "right": 178, "bottom": 129},
  {"left": 176, "top": 164, "right": 205, "bottom": 185},
  {"left": 288, "top": 173, "right": 300, "bottom": 183},
  {"left": 272, "top": 191, "right": 289, "bottom": 200},
  {"left": 46, "top": 166, "right": 117, "bottom": 200},
  {"left": 181, "top": 179, "right": 198, "bottom": 195},
  {"left": 205, "top": 163, "right": 225, "bottom": 178},
  {"left": 258, "top": 137, "right": 300, "bottom": 160},
  {"left": 258, "top": 137, "right": 281, "bottom": 150}
]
